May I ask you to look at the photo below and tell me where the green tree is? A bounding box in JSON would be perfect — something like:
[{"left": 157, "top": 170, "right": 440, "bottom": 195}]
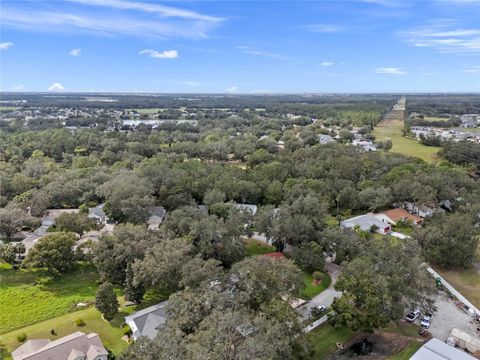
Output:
[
  {"left": 291, "top": 241, "right": 325, "bottom": 273},
  {"left": 414, "top": 213, "right": 478, "bottom": 268},
  {"left": 54, "top": 212, "right": 97, "bottom": 236},
  {"left": 0, "top": 206, "right": 40, "bottom": 241},
  {"left": 0, "top": 242, "right": 26, "bottom": 267},
  {"left": 95, "top": 282, "right": 119, "bottom": 321},
  {"left": 24, "top": 232, "right": 77, "bottom": 274}
]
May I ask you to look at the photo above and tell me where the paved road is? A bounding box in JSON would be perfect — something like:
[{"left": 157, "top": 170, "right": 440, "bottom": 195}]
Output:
[{"left": 298, "top": 262, "right": 342, "bottom": 319}]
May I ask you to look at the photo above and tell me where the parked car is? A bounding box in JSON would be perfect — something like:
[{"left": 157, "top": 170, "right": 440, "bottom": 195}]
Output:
[
  {"left": 421, "top": 313, "right": 432, "bottom": 329},
  {"left": 310, "top": 304, "right": 327, "bottom": 317},
  {"left": 315, "top": 304, "right": 326, "bottom": 312},
  {"left": 405, "top": 309, "right": 421, "bottom": 322}
]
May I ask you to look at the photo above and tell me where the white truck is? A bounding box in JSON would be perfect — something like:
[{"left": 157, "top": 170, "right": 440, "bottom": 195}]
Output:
[{"left": 446, "top": 328, "right": 480, "bottom": 354}]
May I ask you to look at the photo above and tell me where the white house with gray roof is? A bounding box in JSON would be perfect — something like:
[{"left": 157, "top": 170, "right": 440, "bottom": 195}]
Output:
[
  {"left": 88, "top": 204, "right": 108, "bottom": 225},
  {"left": 340, "top": 213, "right": 391, "bottom": 234},
  {"left": 125, "top": 301, "right": 169, "bottom": 340},
  {"left": 12, "top": 332, "right": 107, "bottom": 360}
]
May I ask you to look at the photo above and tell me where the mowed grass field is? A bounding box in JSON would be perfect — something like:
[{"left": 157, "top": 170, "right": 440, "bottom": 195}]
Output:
[
  {"left": 373, "top": 119, "right": 441, "bottom": 163},
  {"left": 0, "top": 106, "right": 19, "bottom": 111},
  {"left": 132, "top": 108, "right": 162, "bottom": 114},
  {"left": 434, "top": 266, "right": 480, "bottom": 309},
  {"left": 0, "top": 263, "right": 99, "bottom": 333},
  {"left": 0, "top": 306, "right": 128, "bottom": 358},
  {"left": 307, "top": 324, "right": 356, "bottom": 359}
]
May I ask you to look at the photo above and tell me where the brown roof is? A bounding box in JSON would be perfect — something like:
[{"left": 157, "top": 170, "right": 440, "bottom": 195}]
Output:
[{"left": 381, "top": 208, "right": 423, "bottom": 223}]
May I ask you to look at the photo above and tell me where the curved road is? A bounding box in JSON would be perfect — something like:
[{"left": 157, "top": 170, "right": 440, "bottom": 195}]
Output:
[{"left": 298, "top": 262, "right": 342, "bottom": 319}]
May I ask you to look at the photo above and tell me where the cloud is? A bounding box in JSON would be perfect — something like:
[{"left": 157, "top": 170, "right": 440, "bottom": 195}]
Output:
[
  {"left": 68, "top": 0, "right": 222, "bottom": 22},
  {"left": 12, "top": 84, "right": 25, "bottom": 91},
  {"left": 321, "top": 62, "right": 335, "bottom": 66},
  {"left": 179, "top": 80, "right": 201, "bottom": 87},
  {"left": 225, "top": 86, "right": 239, "bottom": 92},
  {"left": 375, "top": 67, "right": 406, "bottom": 74},
  {"left": 69, "top": 48, "right": 81, "bottom": 56},
  {"left": 1, "top": 2, "right": 222, "bottom": 39},
  {"left": 236, "top": 46, "right": 289, "bottom": 60},
  {"left": 48, "top": 82, "right": 65, "bottom": 91},
  {"left": 464, "top": 66, "right": 480, "bottom": 73},
  {"left": 400, "top": 22, "right": 480, "bottom": 54},
  {"left": 139, "top": 49, "right": 178, "bottom": 59},
  {"left": 0, "top": 42, "right": 14, "bottom": 50},
  {"left": 301, "top": 24, "right": 343, "bottom": 33}
]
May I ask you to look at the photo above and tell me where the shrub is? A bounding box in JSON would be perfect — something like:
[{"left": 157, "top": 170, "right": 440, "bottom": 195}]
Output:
[
  {"left": 123, "top": 325, "right": 133, "bottom": 336},
  {"left": 312, "top": 271, "right": 323, "bottom": 281},
  {"left": 17, "top": 333, "right": 27, "bottom": 343},
  {"left": 75, "top": 318, "right": 86, "bottom": 327}
]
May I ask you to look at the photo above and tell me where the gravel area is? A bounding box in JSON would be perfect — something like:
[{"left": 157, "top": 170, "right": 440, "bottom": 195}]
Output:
[{"left": 411, "top": 293, "right": 480, "bottom": 341}]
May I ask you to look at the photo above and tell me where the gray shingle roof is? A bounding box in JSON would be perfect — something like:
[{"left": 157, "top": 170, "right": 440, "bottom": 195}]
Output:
[{"left": 125, "top": 301, "right": 169, "bottom": 340}]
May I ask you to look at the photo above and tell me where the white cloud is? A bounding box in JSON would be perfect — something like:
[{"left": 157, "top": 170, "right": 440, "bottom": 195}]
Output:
[
  {"left": 302, "top": 24, "right": 343, "bottom": 33},
  {"left": 401, "top": 22, "right": 480, "bottom": 54},
  {"left": 179, "top": 80, "right": 201, "bottom": 87},
  {"left": 0, "top": 42, "right": 14, "bottom": 50},
  {"left": 12, "top": 84, "right": 25, "bottom": 91},
  {"left": 321, "top": 62, "right": 335, "bottom": 66},
  {"left": 68, "top": 0, "right": 222, "bottom": 22},
  {"left": 236, "top": 46, "right": 288, "bottom": 60},
  {"left": 140, "top": 49, "right": 178, "bottom": 59},
  {"left": 464, "top": 66, "right": 480, "bottom": 73},
  {"left": 375, "top": 67, "right": 407, "bottom": 74},
  {"left": 1, "top": 3, "right": 222, "bottom": 39},
  {"left": 48, "top": 82, "right": 65, "bottom": 91},
  {"left": 225, "top": 86, "right": 239, "bottom": 93},
  {"left": 69, "top": 48, "right": 81, "bottom": 56}
]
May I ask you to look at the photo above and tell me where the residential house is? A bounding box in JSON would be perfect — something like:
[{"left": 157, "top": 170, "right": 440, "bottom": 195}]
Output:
[
  {"left": 340, "top": 213, "right": 391, "bottom": 234},
  {"left": 12, "top": 332, "right": 108, "bottom": 360},
  {"left": 319, "top": 134, "right": 335, "bottom": 145},
  {"left": 88, "top": 204, "right": 108, "bottom": 225},
  {"left": 233, "top": 204, "right": 258, "bottom": 216},
  {"left": 352, "top": 139, "right": 377, "bottom": 152},
  {"left": 147, "top": 206, "right": 166, "bottom": 230},
  {"left": 124, "top": 301, "right": 169, "bottom": 341},
  {"left": 375, "top": 208, "right": 423, "bottom": 225}
]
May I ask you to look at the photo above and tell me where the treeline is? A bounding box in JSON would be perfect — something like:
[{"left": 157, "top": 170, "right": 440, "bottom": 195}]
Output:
[{"left": 406, "top": 95, "right": 480, "bottom": 116}]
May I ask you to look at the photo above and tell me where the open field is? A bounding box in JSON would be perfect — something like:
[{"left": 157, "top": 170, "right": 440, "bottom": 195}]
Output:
[
  {"left": 422, "top": 116, "right": 450, "bottom": 122},
  {"left": 0, "top": 263, "right": 99, "bottom": 333},
  {"left": 307, "top": 324, "right": 356, "bottom": 359},
  {"left": 132, "top": 108, "right": 162, "bottom": 114},
  {"left": 434, "top": 266, "right": 480, "bottom": 308},
  {"left": 373, "top": 119, "right": 441, "bottom": 163},
  {"left": 0, "top": 106, "right": 19, "bottom": 111}
]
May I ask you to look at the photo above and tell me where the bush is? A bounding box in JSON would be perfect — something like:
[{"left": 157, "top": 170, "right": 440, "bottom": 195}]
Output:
[
  {"left": 312, "top": 271, "right": 323, "bottom": 281},
  {"left": 123, "top": 325, "right": 133, "bottom": 336},
  {"left": 75, "top": 318, "right": 86, "bottom": 327},
  {"left": 17, "top": 333, "right": 27, "bottom": 343}
]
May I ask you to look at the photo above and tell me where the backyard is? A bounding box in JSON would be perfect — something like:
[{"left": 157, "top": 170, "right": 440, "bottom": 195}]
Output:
[
  {"left": 307, "top": 323, "right": 356, "bottom": 359},
  {"left": 434, "top": 266, "right": 480, "bottom": 309},
  {"left": 0, "top": 263, "right": 99, "bottom": 333}
]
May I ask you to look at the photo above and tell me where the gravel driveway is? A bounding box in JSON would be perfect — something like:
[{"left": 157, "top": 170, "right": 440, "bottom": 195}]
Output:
[{"left": 410, "top": 292, "right": 480, "bottom": 341}]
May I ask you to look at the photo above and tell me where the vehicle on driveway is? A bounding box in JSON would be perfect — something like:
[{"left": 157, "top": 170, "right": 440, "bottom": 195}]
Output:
[
  {"left": 405, "top": 309, "right": 421, "bottom": 322},
  {"left": 310, "top": 304, "right": 327, "bottom": 317},
  {"left": 421, "top": 313, "right": 432, "bottom": 329}
]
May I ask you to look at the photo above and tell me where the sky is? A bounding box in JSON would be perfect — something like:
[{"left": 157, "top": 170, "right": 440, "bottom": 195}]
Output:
[{"left": 0, "top": 0, "right": 479, "bottom": 93}]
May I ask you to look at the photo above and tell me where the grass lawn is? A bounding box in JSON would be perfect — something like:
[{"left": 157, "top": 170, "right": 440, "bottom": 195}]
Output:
[
  {"left": 0, "top": 306, "right": 128, "bottom": 358},
  {"left": 373, "top": 120, "right": 440, "bottom": 163},
  {"left": 434, "top": 266, "right": 480, "bottom": 309},
  {"left": 422, "top": 116, "right": 450, "bottom": 122},
  {"left": 307, "top": 324, "right": 356, "bottom": 359},
  {"left": 382, "top": 321, "right": 423, "bottom": 338},
  {"left": 300, "top": 272, "right": 331, "bottom": 300},
  {"left": 388, "top": 340, "right": 423, "bottom": 360},
  {"left": 244, "top": 239, "right": 276, "bottom": 256},
  {"left": 0, "top": 263, "right": 100, "bottom": 333}
]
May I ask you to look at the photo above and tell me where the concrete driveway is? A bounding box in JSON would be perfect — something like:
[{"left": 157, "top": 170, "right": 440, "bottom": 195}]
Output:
[{"left": 298, "top": 262, "right": 343, "bottom": 319}]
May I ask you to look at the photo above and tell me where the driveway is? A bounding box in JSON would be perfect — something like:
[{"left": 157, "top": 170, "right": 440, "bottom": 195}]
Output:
[{"left": 298, "top": 262, "right": 343, "bottom": 319}]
